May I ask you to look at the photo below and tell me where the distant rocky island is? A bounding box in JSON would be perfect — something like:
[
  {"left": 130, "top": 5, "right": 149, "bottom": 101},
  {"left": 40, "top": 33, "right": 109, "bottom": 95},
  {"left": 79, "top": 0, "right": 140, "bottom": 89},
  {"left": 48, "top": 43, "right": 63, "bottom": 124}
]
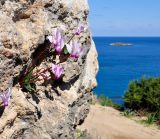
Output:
[{"left": 110, "top": 42, "right": 133, "bottom": 46}]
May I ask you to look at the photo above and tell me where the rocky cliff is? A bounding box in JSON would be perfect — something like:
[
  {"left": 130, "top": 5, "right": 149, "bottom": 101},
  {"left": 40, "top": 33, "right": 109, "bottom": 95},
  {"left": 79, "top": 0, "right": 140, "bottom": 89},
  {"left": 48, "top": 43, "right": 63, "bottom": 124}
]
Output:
[{"left": 0, "top": 0, "right": 98, "bottom": 138}]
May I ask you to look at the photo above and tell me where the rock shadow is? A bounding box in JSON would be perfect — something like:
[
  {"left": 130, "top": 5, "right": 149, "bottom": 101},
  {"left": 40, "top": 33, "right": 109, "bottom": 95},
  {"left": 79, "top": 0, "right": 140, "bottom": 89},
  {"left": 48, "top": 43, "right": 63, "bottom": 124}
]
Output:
[
  {"left": 0, "top": 106, "right": 5, "bottom": 118},
  {"left": 53, "top": 74, "right": 80, "bottom": 91},
  {"left": 30, "top": 92, "right": 40, "bottom": 104}
]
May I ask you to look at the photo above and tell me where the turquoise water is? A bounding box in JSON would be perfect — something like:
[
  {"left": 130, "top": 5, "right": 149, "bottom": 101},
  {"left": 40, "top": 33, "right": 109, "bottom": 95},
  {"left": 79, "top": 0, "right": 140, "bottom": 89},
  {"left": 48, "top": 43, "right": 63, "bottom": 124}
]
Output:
[{"left": 94, "top": 37, "right": 160, "bottom": 104}]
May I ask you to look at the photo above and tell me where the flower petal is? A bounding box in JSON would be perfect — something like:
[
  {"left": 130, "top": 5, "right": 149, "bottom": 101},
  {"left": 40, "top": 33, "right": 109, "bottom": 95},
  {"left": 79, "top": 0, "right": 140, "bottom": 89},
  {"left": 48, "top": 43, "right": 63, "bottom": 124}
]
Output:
[
  {"left": 47, "top": 36, "right": 53, "bottom": 43},
  {"left": 66, "top": 44, "right": 72, "bottom": 54},
  {"left": 51, "top": 64, "right": 64, "bottom": 80}
]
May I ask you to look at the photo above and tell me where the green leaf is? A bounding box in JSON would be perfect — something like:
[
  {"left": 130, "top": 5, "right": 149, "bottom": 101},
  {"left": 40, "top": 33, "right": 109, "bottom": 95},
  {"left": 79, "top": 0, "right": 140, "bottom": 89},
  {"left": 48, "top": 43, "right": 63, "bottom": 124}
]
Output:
[
  {"left": 64, "top": 46, "right": 68, "bottom": 54},
  {"left": 24, "top": 83, "right": 36, "bottom": 92},
  {"left": 24, "top": 84, "right": 32, "bottom": 92}
]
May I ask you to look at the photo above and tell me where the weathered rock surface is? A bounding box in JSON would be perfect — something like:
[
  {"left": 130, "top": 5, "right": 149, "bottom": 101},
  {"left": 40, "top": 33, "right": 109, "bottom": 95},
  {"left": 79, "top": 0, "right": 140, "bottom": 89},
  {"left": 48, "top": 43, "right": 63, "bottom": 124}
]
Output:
[{"left": 0, "top": 0, "right": 98, "bottom": 139}]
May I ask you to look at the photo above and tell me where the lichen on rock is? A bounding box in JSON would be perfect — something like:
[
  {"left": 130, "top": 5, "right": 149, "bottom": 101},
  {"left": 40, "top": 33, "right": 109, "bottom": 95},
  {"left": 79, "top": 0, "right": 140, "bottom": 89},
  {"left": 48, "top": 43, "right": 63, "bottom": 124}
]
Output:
[{"left": 0, "top": 0, "right": 98, "bottom": 138}]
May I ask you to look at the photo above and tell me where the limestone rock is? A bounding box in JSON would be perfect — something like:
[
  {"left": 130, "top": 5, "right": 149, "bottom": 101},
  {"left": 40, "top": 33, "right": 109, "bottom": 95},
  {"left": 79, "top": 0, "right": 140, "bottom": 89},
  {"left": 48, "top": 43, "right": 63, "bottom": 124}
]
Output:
[{"left": 0, "top": 0, "right": 98, "bottom": 138}]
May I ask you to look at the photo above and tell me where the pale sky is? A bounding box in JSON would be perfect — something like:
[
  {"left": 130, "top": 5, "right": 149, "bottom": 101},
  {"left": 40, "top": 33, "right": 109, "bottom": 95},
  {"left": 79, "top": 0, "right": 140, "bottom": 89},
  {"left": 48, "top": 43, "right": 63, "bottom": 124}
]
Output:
[{"left": 88, "top": 0, "right": 160, "bottom": 36}]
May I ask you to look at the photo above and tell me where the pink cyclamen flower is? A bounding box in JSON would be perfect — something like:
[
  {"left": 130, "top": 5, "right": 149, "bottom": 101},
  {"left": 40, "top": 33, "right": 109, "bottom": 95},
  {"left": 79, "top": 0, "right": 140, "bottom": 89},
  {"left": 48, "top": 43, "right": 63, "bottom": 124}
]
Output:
[
  {"left": 66, "top": 41, "right": 83, "bottom": 59},
  {"left": 75, "top": 25, "right": 86, "bottom": 35},
  {"left": 0, "top": 87, "right": 12, "bottom": 107},
  {"left": 51, "top": 64, "right": 64, "bottom": 80},
  {"left": 47, "top": 28, "right": 64, "bottom": 54}
]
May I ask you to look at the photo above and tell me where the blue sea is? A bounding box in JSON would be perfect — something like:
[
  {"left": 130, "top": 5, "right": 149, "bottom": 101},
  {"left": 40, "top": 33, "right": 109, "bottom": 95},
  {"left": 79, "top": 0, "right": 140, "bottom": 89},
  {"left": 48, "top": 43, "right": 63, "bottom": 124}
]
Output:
[{"left": 93, "top": 37, "right": 160, "bottom": 104}]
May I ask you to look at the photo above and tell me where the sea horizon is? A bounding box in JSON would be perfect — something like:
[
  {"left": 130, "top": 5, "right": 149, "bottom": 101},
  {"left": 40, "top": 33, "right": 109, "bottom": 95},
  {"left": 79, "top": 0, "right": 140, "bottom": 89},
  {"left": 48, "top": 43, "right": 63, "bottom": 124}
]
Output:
[{"left": 93, "top": 36, "right": 160, "bottom": 104}]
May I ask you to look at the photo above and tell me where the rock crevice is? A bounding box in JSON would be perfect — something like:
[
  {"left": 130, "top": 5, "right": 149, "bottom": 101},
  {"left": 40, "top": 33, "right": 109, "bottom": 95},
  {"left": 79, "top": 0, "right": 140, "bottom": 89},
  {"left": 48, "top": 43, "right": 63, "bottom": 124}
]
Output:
[{"left": 0, "top": 0, "right": 98, "bottom": 138}]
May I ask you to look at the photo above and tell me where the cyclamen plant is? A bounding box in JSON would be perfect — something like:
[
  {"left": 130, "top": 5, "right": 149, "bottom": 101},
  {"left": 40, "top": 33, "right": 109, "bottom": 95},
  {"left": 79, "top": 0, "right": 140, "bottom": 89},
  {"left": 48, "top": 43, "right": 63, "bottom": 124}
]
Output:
[
  {"left": 20, "top": 24, "right": 86, "bottom": 94},
  {"left": 47, "top": 28, "right": 64, "bottom": 54},
  {"left": 1, "top": 25, "right": 86, "bottom": 107},
  {"left": 51, "top": 64, "right": 64, "bottom": 80},
  {"left": 0, "top": 81, "right": 12, "bottom": 107},
  {"left": 0, "top": 88, "right": 11, "bottom": 106},
  {"left": 66, "top": 41, "right": 83, "bottom": 59},
  {"left": 75, "top": 25, "right": 86, "bottom": 35}
]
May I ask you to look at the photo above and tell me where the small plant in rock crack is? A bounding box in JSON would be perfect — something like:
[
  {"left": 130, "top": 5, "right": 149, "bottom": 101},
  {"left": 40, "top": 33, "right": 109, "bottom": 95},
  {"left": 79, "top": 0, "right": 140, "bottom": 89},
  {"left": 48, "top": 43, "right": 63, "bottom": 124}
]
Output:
[
  {"left": 20, "top": 24, "right": 87, "bottom": 93},
  {"left": 23, "top": 69, "right": 37, "bottom": 92}
]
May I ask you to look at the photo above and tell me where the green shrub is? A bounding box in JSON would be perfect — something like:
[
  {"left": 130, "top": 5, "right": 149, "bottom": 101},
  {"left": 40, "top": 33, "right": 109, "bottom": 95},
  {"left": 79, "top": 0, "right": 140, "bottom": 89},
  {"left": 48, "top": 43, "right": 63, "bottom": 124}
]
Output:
[
  {"left": 76, "top": 129, "right": 91, "bottom": 139},
  {"left": 98, "top": 95, "right": 122, "bottom": 110},
  {"left": 141, "top": 114, "right": 157, "bottom": 125},
  {"left": 98, "top": 95, "right": 114, "bottom": 107},
  {"left": 121, "top": 109, "right": 137, "bottom": 118},
  {"left": 124, "top": 76, "right": 160, "bottom": 112}
]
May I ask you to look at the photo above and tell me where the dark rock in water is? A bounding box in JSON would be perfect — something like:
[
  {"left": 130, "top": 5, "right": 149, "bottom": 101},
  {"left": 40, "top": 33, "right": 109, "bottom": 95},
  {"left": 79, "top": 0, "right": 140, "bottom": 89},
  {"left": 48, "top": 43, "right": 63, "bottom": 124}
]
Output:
[{"left": 110, "top": 42, "right": 133, "bottom": 46}]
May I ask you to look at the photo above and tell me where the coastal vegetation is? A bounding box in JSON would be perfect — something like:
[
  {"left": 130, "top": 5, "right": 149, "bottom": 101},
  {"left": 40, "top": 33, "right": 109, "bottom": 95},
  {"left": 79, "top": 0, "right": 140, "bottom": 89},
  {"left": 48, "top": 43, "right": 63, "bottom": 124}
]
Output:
[
  {"left": 98, "top": 95, "right": 122, "bottom": 110},
  {"left": 76, "top": 129, "right": 91, "bottom": 139},
  {"left": 124, "top": 76, "right": 160, "bottom": 126},
  {"left": 140, "top": 114, "right": 157, "bottom": 125},
  {"left": 98, "top": 95, "right": 115, "bottom": 107},
  {"left": 121, "top": 109, "right": 137, "bottom": 118},
  {"left": 96, "top": 76, "right": 160, "bottom": 127}
]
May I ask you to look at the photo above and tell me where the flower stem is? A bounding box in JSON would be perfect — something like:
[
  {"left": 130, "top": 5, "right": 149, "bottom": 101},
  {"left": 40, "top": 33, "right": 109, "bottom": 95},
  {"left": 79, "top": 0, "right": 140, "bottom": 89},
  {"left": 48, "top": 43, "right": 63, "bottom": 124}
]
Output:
[{"left": 67, "top": 34, "right": 75, "bottom": 44}]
